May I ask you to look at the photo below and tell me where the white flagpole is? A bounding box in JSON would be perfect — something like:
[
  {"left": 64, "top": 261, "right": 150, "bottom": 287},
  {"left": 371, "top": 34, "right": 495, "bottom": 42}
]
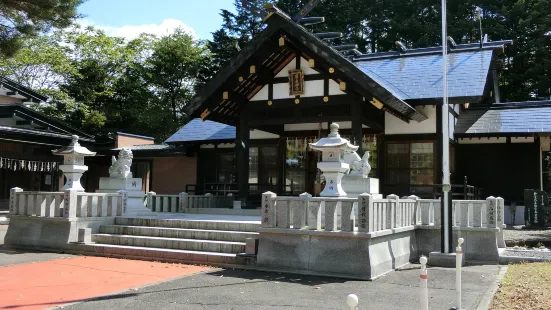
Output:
[{"left": 441, "top": 0, "right": 451, "bottom": 253}]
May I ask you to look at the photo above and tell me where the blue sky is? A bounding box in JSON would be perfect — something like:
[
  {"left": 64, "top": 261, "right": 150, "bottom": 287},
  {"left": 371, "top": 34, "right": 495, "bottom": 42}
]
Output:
[{"left": 78, "top": 0, "right": 236, "bottom": 40}]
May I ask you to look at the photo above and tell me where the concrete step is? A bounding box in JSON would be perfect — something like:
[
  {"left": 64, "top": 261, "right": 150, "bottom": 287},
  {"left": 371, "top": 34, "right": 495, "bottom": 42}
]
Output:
[
  {"left": 99, "top": 225, "right": 258, "bottom": 242},
  {"left": 92, "top": 234, "right": 246, "bottom": 254},
  {"left": 115, "top": 217, "right": 260, "bottom": 233},
  {"left": 70, "top": 243, "right": 255, "bottom": 267}
]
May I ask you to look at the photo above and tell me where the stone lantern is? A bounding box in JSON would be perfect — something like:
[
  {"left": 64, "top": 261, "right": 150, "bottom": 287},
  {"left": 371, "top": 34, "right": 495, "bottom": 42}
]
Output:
[
  {"left": 309, "top": 123, "right": 358, "bottom": 197},
  {"left": 52, "top": 135, "right": 96, "bottom": 191}
]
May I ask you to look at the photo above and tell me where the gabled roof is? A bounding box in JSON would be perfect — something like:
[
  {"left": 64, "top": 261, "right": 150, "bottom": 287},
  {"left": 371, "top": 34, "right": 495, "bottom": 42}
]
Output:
[
  {"left": 0, "top": 76, "right": 48, "bottom": 103},
  {"left": 356, "top": 49, "right": 494, "bottom": 101},
  {"left": 165, "top": 118, "right": 235, "bottom": 144},
  {"left": 0, "top": 104, "right": 95, "bottom": 144},
  {"left": 186, "top": 8, "right": 427, "bottom": 124},
  {"left": 455, "top": 101, "right": 551, "bottom": 136}
]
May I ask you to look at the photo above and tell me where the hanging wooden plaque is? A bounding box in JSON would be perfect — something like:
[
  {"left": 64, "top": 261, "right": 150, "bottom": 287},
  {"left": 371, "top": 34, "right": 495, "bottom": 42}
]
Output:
[{"left": 288, "top": 69, "right": 305, "bottom": 96}]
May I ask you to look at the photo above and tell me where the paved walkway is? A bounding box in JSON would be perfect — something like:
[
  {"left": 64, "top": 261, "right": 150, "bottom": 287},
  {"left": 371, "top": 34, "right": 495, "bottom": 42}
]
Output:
[
  {"left": 60, "top": 264, "right": 500, "bottom": 310},
  {"left": 0, "top": 224, "right": 501, "bottom": 310}
]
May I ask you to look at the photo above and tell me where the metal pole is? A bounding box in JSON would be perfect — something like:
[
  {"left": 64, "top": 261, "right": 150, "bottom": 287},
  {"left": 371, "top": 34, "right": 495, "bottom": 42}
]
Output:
[
  {"left": 420, "top": 256, "right": 429, "bottom": 310},
  {"left": 441, "top": 0, "right": 451, "bottom": 254},
  {"left": 456, "top": 238, "right": 465, "bottom": 310}
]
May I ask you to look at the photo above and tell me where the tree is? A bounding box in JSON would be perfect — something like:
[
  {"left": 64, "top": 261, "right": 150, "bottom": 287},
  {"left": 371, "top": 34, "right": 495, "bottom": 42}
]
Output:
[
  {"left": 0, "top": 0, "right": 83, "bottom": 57},
  {"left": 142, "top": 28, "right": 211, "bottom": 139},
  {"left": 209, "top": 0, "right": 551, "bottom": 102},
  {"left": 206, "top": 0, "right": 266, "bottom": 73}
]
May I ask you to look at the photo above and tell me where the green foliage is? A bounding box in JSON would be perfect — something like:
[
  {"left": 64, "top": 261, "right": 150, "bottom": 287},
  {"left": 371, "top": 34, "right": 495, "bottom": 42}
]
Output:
[
  {"left": 208, "top": 0, "right": 551, "bottom": 102},
  {"left": 0, "top": 0, "right": 83, "bottom": 57},
  {"left": 0, "top": 25, "right": 211, "bottom": 142}
]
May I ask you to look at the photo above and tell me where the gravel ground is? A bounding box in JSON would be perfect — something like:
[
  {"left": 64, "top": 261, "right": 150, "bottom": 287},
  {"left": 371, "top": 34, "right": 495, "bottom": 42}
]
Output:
[
  {"left": 501, "top": 249, "right": 551, "bottom": 260},
  {"left": 503, "top": 226, "right": 551, "bottom": 244}
]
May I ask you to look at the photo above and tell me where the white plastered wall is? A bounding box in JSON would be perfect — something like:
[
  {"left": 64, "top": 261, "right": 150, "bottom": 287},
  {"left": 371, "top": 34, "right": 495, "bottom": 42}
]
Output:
[{"left": 385, "top": 105, "right": 437, "bottom": 135}]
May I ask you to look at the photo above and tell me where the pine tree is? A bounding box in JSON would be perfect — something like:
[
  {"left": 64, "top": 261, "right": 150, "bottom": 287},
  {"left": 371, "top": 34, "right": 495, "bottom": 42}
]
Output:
[{"left": 0, "top": 0, "right": 83, "bottom": 57}]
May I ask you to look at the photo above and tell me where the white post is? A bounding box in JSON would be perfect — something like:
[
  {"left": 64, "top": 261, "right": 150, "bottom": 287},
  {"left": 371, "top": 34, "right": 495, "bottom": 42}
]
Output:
[
  {"left": 147, "top": 191, "right": 156, "bottom": 211},
  {"left": 420, "top": 255, "right": 429, "bottom": 310},
  {"left": 118, "top": 190, "right": 128, "bottom": 215},
  {"left": 9, "top": 187, "right": 22, "bottom": 215},
  {"left": 63, "top": 189, "right": 78, "bottom": 219},
  {"left": 456, "top": 238, "right": 465, "bottom": 310},
  {"left": 179, "top": 192, "right": 188, "bottom": 213},
  {"left": 346, "top": 294, "right": 358, "bottom": 310},
  {"left": 441, "top": 0, "right": 451, "bottom": 254},
  {"left": 261, "top": 191, "right": 277, "bottom": 227}
]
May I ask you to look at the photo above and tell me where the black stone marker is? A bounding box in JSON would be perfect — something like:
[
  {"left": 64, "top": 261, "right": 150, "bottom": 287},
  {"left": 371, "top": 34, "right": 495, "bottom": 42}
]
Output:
[{"left": 524, "top": 189, "right": 551, "bottom": 227}]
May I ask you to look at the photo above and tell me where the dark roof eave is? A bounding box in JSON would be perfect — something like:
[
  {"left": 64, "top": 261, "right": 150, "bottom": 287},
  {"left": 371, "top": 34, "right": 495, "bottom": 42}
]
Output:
[
  {"left": 455, "top": 132, "right": 550, "bottom": 138},
  {"left": 0, "top": 125, "right": 95, "bottom": 142},
  {"left": 165, "top": 138, "right": 235, "bottom": 146},
  {"left": 0, "top": 76, "right": 48, "bottom": 102},
  {"left": 352, "top": 40, "right": 512, "bottom": 62}
]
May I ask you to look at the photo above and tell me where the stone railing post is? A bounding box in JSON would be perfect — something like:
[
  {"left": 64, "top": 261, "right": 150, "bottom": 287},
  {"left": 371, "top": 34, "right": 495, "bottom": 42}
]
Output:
[
  {"left": 179, "top": 192, "right": 188, "bottom": 212},
  {"left": 293, "top": 192, "right": 311, "bottom": 229},
  {"left": 358, "top": 193, "right": 373, "bottom": 232},
  {"left": 408, "top": 195, "right": 419, "bottom": 225},
  {"left": 205, "top": 193, "right": 214, "bottom": 208},
  {"left": 308, "top": 201, "right": 322, "bottom": 231},
  {"left": 324, "top": 199, "right": 338, "bottom": 231},
  {"left": 63, "top": 189, "right": 78, "bottom": 219},
  {"left": 388, "top": 194, "right": 399, "bottom": 228},
  {"left": 419, "top": 200, "right": 432, "bottom": 226},
  {"left": 146, "top": 191, "right": 156, "bottom": 211},
  {"left": 118, "top": 190, "right": 128, "bottom": 216},
  {"left": 485, "top": 196, "right": 497, "bottom": 228},
  {"left": 341, "top": 200, "right": 355, "bottom": 232},
  {"left": 261, "top": 191, "right": 276, "bottom": 228},
  {"left": 9, "top": 187, "right": 22, "bottom": 215},
  {"left": 496, "top": 197, "right": 506, "bottom": 248}
]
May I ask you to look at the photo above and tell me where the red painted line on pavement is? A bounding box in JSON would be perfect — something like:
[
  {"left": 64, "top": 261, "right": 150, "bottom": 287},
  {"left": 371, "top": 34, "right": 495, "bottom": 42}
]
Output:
[{"left": 0, "top": 256, "right": 211, "bottom": 310}]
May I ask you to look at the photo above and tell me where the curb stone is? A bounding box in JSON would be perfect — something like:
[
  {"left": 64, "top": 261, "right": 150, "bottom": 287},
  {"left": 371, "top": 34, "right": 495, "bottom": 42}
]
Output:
[{"left": 475, "top": 265, "right": 508, "bottom": 310}]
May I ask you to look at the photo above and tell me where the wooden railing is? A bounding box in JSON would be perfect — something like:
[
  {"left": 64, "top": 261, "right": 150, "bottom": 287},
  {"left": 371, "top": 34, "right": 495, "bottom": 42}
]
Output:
[
  {"left": 261, "top": 192, "right": 504, "bottom": 233},
  {"left": 146, "top": 192, "right": 234, "bottom": 212},
  {"left": 9, "top": 187, "right": 127, "bottom": 218}
]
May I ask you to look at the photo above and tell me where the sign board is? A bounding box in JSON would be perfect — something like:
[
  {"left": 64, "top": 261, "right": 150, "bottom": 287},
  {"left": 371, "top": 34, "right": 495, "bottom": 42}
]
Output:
[
  {"left": 524, "top": 189, "right": 551, "bottom": 227},
  {"left": 288, "top": 69, "right": 304, "bottom": 96}
]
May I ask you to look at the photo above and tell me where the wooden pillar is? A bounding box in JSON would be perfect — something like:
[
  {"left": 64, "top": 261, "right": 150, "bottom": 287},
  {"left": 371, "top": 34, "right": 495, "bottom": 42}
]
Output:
[
  {"left": 351, "top": 102, "right": 364, "bottom": 156},
  {"left": 236, "top": 104, "right": 250, "bottom": 207},
  {"left": 276, "top": 137, "right": 286, "bottom": 195}
]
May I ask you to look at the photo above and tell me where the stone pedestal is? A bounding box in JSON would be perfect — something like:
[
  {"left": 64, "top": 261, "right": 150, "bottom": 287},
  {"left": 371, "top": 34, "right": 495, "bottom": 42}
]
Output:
[
  {"left": 59, "top": 164, "right": 88, "bottom": 191},
  {"left": 318, "top": 161, "right": 349, "bottom": 197},
  {"left": 97, "top": 177, "right": 153, "bottom": 216},
  {"left": 428, "top": 251, "right": 465, "bottom": 267},
  {"left": 341, "top": 174, "right": 380, "bottom": 198}
]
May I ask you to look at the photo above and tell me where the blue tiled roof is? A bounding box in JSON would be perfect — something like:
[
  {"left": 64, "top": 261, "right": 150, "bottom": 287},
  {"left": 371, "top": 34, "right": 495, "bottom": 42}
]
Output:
[
  {"left": 456, "top": 101, "right": 551, "bottom": 135},
  {"left": 165, "top": 118, "right": 235, "bottom": 143},
  {"left": 356, "top": 50, "right": 493, "bottom": 100}
]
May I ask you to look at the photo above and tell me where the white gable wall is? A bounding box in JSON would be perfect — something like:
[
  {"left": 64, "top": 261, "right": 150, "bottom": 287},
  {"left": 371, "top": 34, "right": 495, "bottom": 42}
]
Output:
[
  {"left": 250, "top": 56, "right": 346, "bottom": 102},
  {"left": 385, "top": 105, "right": 437, "bottom": 135}
]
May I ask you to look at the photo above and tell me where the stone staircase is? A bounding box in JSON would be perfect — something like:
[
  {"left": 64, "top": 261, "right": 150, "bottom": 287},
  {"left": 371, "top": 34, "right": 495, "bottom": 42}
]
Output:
[{"left": 72, "top": 217, "right": 260, "bottom": 267}]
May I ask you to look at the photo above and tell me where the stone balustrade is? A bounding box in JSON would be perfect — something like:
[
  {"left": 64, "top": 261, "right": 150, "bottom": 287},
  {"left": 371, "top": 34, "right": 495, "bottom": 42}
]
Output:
[
  {"left": 417, "top": 197, "right": 505, "bottom": 229},
  {"left": 146, "top": 192, "right": 234, "bottom": 212},
  {"left": 74, "top": 192, "right": 127, "bottom": 217},
  {"left": 9, "top": 187, "right": 127, "bottom": 218},
  {"left": 261, "top": 192, "right": 505, "bottom": 233}
]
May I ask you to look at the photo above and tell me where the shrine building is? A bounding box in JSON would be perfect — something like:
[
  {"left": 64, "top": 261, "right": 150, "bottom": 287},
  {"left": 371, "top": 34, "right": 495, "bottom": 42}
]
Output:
[{"left": 129, "top": 6, "right": 547, "bottom": 209}]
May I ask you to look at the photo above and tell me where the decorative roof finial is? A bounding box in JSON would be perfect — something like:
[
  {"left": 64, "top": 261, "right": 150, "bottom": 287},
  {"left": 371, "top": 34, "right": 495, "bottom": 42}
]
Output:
[
  {"left": 328, "top": 123, "right": 340, "bottom": 138},
  {"left": 71, "top": 135, "right": 79, "bottom": 146}
]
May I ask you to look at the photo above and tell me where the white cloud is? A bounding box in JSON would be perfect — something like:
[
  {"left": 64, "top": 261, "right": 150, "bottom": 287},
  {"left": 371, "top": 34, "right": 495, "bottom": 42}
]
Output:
[{"left": 78, "top": 19, "right": 198, "bottom": 40}]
